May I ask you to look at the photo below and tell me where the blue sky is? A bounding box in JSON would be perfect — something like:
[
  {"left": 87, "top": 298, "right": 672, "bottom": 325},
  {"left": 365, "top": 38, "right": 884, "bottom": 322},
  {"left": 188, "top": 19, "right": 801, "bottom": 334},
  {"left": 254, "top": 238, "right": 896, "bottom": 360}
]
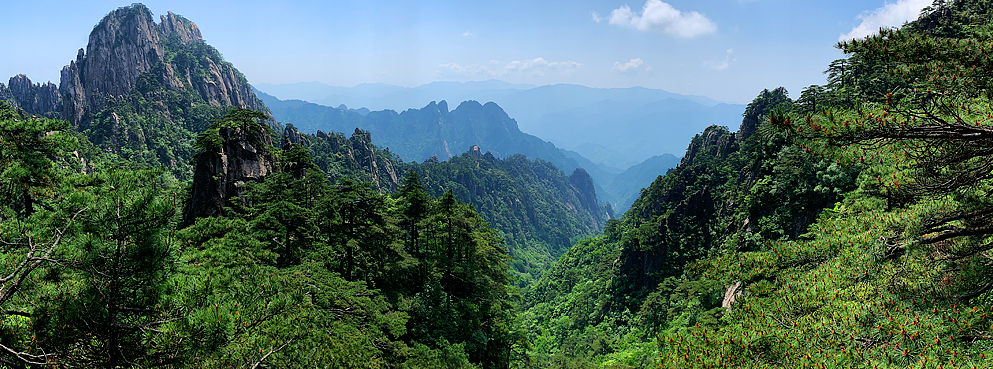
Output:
[{"left": 2, "top": 0, "right": 933, "bottom": 104}]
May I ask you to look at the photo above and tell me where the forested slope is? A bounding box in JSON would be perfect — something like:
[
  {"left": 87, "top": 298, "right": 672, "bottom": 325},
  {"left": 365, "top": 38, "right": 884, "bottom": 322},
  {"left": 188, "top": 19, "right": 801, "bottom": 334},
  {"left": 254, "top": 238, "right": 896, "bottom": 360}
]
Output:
[
  {"left": 288, "top": 124, "right": 608, "bottom": 284},
  {"left": 0, "top": 103, "right": 519, "bottom": 367},
  {"left": 521, "top": 1, "right": 993, "bottom": 368}
]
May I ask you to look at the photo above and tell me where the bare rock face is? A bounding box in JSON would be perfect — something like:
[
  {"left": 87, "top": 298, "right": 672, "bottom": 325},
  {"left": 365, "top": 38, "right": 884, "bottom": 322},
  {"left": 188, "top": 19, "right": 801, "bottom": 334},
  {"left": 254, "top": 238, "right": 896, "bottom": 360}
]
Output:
[
  {"left": 61, "top": 5, "right": 164, "bottom": 123},
  {"left": 681, "top": 125, "right": 737, "bottom": 168},
  {"left": 2, "top": 75, "right": 61, "bottom": 117},
  {"left": 469, "top": 145, "right": 483, "bottom": 158},
  {"left": 722, "top": 281, "right": 744, "bottom": 309},
  {"left": 159, "top": 11, "right": 202, "bottom": 44},
  {"left": 349, "top": 128, "right": 399, "bottom": 191},
  {"left": 569, "top": 168, "right": 602, "bottom": 222},
  {"left": 59, "top": 4, "right": 267, "bottom": 128},
  {"left": 283, "top": 125, "right": 308, "bottom": 147},
  {"left": 186, "top": 122, "right": 276, "bottom": 220}
]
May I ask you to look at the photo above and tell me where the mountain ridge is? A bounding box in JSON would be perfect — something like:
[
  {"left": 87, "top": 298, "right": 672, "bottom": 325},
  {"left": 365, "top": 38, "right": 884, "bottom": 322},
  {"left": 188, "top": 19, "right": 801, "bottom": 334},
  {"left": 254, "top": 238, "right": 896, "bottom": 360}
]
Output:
[{"left": 255, "top": 80, "right": 743, "bottom": 168}]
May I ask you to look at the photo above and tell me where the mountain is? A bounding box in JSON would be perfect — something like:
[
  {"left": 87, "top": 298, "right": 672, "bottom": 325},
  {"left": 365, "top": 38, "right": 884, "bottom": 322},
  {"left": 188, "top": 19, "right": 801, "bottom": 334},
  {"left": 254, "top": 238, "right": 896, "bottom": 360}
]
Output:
[
  {"left": 254, "top": 79, "right": 536, "bottom": 109},
  {"left": 287, "top": 124, "right": 607, "bottom": 284},
  {"left": 256, "top": 89, "right": 622, "bottom": 204},
  {"left": 603, "top": 153, "right": 681, "bottom": 213},
  {"left": 0, "top": 75, "right": 61, "bottom": 118},
  {"left": 6, "top": 4, "right": 272, "bottom": 179},
  {"left": 523, "top": 3, "right": 993, "bottom": 365},
  {"left": 411, "top": 149, "right": 607, "bottom": 284},
  {"left": 256, "top": 81, "right": 744, "bottom": 170},
  {"left": 520, "top": 88, "right": 862, "bottom": 367}
]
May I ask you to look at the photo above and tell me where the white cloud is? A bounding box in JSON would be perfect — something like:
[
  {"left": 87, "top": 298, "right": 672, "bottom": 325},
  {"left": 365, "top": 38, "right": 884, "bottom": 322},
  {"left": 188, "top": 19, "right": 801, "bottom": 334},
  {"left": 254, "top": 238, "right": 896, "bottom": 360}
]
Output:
[
  {"left": 591, "top": 11, "right": 602, "bottom": 23},
  {"left": 840, "top": 0, "right": 931, "bottom": 41},
  {"left": 612, "top": 58, "right": 646, "bottom": 74},
  {"left": 606, "top": 0, "right": 717, "bottom": 38},
  {"left": 439, "top": 58, "right": 583, "bottom": 78},
  {"left": 704, "top": 49, "right": 734, "bottom": 70},
  {"left": 462, "top": 31, "right": 474, "bottom": 37},
  {"left": 438, "top": 63, "right": 498, "bottom": 78},
  {"left": 504, "top": 58, "right": 583, "bottom": 76}
]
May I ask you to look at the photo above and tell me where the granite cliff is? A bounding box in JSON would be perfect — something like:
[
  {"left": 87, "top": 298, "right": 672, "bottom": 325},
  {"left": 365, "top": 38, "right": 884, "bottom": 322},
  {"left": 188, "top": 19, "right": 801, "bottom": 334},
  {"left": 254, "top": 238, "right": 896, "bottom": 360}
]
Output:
[
  {"left": 0, "top": 75, "right": 61, "bottom": 118},
  {"left": 60, "top": 5, "right": 266, "bottom": 126},
  {"left": 0, "top": 4, "right": 273, "bottom": 178},
  {"left": 185, "top": 110, "right": 277, "bottom": 221}
]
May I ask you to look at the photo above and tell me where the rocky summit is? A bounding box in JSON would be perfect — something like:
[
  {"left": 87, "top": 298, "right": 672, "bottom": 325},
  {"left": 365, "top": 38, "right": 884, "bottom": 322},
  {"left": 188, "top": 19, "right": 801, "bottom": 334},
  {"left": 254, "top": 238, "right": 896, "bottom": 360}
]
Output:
[{"left": 59, "top": 5, "right": 265, "bottom": 127}]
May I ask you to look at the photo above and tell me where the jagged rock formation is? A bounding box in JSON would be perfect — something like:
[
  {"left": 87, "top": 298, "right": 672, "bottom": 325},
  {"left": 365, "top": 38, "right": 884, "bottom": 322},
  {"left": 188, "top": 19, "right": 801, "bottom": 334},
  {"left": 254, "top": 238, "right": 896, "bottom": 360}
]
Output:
[
  {"left": 48, "top": 4, "right": 273, "bottom": 178},
  {"left": 185, "top": 119, "right": 276, "bottom": 221},
  {"left": 301, "top": 127, "right": 401, "bottom": 192},
  {"left": 60, "top": 5, "right": 266, "bottom": 126},
  {"left": 0, "top": 75, "right": 62, "bottom": 117},
  {"left": 257, "top": 91, "right": 617, "bottom": 198},
  {"left": 468, "top": 145, "right": 483, "bottom": 158},
  {"left": 569, "top": 168, "right": 604, "bottom": 220},
  {"left": 282, "top": 124, "right": 308, "bottom": 147}
]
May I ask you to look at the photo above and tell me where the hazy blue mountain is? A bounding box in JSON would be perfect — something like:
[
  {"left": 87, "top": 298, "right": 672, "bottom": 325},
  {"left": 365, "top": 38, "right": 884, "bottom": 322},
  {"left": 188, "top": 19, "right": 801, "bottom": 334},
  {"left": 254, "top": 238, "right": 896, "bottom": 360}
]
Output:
[
  {"left": 255, "top": 81, "right": 744, "bottom": 171},
  {"left": 572, "top": 142, "right": 634, "bottom": 172},
  {"left": 517, "top": 97, "right": 744, "bottom": 165},
  {"left": 604, "top": 154, "right": 681, "bottom": 213},
  {"left": 254, "top": 80, "right": 535, "bottom": 112},
  {"left": 255, "top": 89, "right": 623, "bottom": 204}
]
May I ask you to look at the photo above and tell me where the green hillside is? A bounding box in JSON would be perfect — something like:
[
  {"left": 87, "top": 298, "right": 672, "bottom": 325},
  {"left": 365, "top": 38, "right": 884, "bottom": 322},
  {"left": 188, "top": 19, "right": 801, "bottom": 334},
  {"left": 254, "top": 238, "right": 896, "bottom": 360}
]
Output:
[{"left": 519, "top": 2, "right": 993, "bottom": 367}]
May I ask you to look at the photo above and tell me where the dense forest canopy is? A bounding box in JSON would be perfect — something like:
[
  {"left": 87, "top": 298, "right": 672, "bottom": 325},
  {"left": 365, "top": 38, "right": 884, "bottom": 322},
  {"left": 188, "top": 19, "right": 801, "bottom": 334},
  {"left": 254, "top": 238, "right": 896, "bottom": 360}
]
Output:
[
  {"left": 517, "top": 1, "right": 993, "bottom": 368},
  {"left": 4, "top": 0, "right": 993, "bottom": 368}
]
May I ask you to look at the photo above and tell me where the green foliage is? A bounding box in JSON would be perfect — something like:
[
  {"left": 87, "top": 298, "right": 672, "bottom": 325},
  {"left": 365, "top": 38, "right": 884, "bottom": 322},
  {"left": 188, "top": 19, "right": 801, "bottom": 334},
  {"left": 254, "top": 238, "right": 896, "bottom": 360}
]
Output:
[
  {"left": 0, "top": 99, "right": 517, "bottom": 367},
  {"left": 519, "top": 84, "right": 861, "bottom": 367},
  {"left": 193, "top": 108, "right": 271, "bottom": 154},
  {"left": 0, "top": 101, "right": 77, "bottom": 217},
  {"left": 298, "top": 126, "right": 607, "bottom": 286},
  {"left": 170, "top": 143, "right": 517, "bottom": 368},
  {"left": 601, "top": 3, "right": 993, "bottom": 368},
  {"left": 412, "top": 153, "right": 606, "bottom": 286}
]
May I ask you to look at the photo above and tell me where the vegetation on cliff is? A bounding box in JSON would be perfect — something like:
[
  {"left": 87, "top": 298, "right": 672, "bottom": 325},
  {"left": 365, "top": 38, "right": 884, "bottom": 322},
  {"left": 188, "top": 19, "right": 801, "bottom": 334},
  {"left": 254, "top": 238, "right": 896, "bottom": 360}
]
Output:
[{"left": 519, "top": 1, "right": 993, "bottom": 368}]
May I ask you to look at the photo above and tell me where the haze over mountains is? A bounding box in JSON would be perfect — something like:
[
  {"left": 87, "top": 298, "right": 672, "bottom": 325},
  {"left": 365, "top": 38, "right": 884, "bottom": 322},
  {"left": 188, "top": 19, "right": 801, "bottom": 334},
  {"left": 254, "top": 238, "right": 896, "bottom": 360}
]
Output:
[
  {"left": 7, "top": 2, "right": 990, "bottom": 368},
  {"left": 254, "top": 80, "right": 745, "bottom": 171},
  {"left": 255, "top": 88, "right": 691, "bottom": 213}
]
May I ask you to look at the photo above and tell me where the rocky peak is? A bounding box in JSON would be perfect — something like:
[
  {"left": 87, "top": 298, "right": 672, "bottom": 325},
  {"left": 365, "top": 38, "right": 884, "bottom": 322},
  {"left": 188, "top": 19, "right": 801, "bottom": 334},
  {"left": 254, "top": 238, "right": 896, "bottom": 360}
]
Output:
[
  {"left": 469, "top": 145, "right": 482, "bottom": 157},
  {"left": 283, "top": 124, "right": 308, "bottom": 147},
  {"left": 569, "top": 168, "right": 602, "bottom": 221},
  {"left": 738, "top": 86, "right": 790, "bottom": 143},
  {"left": 681, "top": 126, "right": 736, "bottom": 167},
  {"left": 61, "top": 4, "right": 165, "bottom": 122},
  {"left": 349, "top": 128, "right": 398, "bottom": 190},
  {"left": 3, "top": 75, "right": 60, "bottom": 117},
  {"left": 59, "top": 3, "right": 267, "bottom": 128},
  {"left": 185, "top": 113, "right": 276, "bottom": 221},
  {"left": 158, "top": 11, "right": 202, "bottom": 44}
]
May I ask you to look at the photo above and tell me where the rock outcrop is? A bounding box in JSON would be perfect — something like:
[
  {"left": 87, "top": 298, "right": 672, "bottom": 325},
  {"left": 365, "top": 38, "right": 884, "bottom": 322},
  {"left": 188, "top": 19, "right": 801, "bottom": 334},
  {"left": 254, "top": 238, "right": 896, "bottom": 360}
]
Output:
[
  {"left": 1, "top": 75, "right": 61, "bottom": 117},
  {"left": 185, "top": 119, "right": 276, "bottom": 221},
  {"left": 303, "top": 128, "right": 401, "bottom": 192},
  {"left": 283, "top": 125, "right": 308, "bottom": 147},
  {"left": 58, "top": 4, "right": 268, "bottom": 129},
  {"left": 347, "top": 128, "right": 399, "bottom": 191},
  {"left": 51, "top": 4, "right": 273, "bottom": 178},
  {"left": 569, "top": 168, "right": 603, "bottom": 220}
]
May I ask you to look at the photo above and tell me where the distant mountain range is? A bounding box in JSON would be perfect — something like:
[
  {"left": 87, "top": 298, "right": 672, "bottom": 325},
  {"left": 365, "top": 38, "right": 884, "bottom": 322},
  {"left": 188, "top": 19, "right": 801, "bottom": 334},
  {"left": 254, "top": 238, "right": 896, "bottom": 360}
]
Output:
[
  {"left": 253, "top": 81, "right": 746, "bottom": 170},
  {"left": 257, "top": 89, "right": 692, "bottom": 213}
]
